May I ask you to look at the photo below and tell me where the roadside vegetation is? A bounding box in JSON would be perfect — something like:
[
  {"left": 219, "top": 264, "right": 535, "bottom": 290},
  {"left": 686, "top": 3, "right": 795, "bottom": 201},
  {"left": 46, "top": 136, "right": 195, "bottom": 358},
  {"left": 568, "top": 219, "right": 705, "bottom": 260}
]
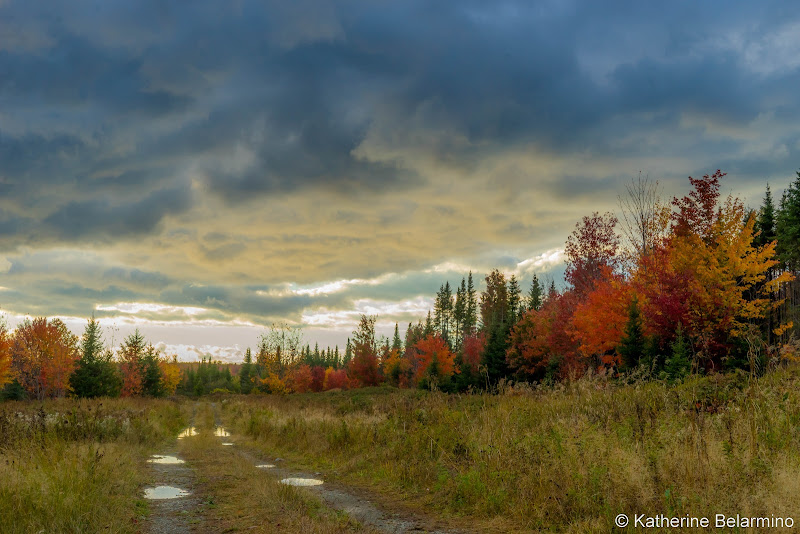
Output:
[
  {"left": 222, "top": 368, "right": 800, "bottom": 532},
  {"left": 0, "top": 397, "right": 187, "bottom": 533}
]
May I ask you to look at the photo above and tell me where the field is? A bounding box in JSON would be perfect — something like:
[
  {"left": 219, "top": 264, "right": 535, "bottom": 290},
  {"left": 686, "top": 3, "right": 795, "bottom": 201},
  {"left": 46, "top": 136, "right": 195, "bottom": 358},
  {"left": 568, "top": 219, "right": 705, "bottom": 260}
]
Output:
[{"left": 3, "top": 367, "right": 800, "bottom": 532}]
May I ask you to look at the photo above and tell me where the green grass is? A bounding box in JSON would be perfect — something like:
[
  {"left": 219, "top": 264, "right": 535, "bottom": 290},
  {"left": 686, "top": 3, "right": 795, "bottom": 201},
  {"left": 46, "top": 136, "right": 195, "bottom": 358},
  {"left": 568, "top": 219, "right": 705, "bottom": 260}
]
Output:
[
  {"left": 220, "top": 369, "right": 800, "bottom": 532},
  {"left": 0, "top": 397, "right": 187, "bottom": 534}
]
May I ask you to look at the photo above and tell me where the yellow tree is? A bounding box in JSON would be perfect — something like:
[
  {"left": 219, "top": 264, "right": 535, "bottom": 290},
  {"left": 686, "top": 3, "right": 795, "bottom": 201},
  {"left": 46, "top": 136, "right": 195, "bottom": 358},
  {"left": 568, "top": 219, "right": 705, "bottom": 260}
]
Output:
[
  {"left": 159, "top": 355, "right": 182, "bottom": 396},
  {"left": 642, "top": 171, "right": 788, "bottom": 366}
]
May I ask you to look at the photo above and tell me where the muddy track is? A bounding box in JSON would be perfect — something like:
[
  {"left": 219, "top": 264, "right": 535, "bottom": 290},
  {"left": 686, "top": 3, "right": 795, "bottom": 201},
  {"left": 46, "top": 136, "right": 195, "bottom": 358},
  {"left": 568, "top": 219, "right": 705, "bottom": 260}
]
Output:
[
  {"left": 210, "top": 403, "right": 468, "bottom": 534},
  {"left": 144, "top": 406, "right": 202, "bottom": 533}
]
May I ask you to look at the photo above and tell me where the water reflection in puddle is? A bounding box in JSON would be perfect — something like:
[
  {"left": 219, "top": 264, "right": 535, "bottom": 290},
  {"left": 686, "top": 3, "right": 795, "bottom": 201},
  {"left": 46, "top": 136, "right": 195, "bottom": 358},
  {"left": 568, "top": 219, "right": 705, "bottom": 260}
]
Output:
[
  {"left": 214, "top": 427, "right": 231, "bottom": 437},
  {"left": 144, "top": 485, "right": 191, "bottom": 499},
  {"left": 256, "top": 464, "right": 275, "bottom": 469},
  {"left": 280, "top": 478, "right": 323, "bottom": 487},
  {"left": 148, "top": 455, "right": 186, "bottom": 464},
  {"left": 178, "top": 427, "right": 198, "bottom": 439}
]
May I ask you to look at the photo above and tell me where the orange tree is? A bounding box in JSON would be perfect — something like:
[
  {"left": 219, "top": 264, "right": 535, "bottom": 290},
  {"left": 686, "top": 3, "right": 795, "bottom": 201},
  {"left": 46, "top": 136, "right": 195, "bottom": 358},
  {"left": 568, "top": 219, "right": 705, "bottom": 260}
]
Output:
[{"left": 11, "top": 317, "right": 78, "bottom": 400}]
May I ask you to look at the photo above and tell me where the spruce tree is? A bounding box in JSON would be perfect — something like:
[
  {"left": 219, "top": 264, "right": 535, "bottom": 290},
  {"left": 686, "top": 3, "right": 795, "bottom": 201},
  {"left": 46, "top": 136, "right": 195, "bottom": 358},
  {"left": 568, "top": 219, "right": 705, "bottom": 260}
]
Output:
[
  {"left": 618, "top": 297, "right": 645, "bottom": 370},
  {"left": 70, "top": 317, "right": 121, "bottom": 398},
  {"left": 755, "top": 184, "right": 777, "bottom": 248},
  {"left": 777, "top": 171, "right": 800, "bottom": 271},
  {"left": 453, "top": 278, "right": 466, "bottom": 349},
  {"left": 392, "top": 323, "right": 402, "bottom": 353},
  {"left": 466, "top": 271, "right": 477, "bottom": 335},
  {"left": 344, "top": 338, "right": 353, "bottom": 365},
  {"left": 665, "top": 325, "right": 692, "bottom": 381},
  {"left": 239, "top": 347, "right": 254, "bottom": 394},
  {"left": 527, "top": 273, "right": 543, "bottom": 311},
  {"left": 508, "top": 274, "right": 521, "bottom": 324}
]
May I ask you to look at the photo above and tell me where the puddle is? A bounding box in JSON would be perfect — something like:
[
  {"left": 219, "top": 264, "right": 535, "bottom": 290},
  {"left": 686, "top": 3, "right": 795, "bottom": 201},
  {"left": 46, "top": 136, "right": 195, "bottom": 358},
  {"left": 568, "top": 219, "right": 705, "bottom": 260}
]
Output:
[
  {"left": 177, "top": 427, "right": 198, "bottom": 438},
  {"left": 148, "top": 455, "right": 186, "bottom": 464},
  {"left": 214, "top": 427, "right": 231, "bottom": 437},
  {"left": 144, "top": 485, "right": 191, "bottom": 499},
  {"left": 222, "top": 442, "right": 234, "bottom": 446},
  {"left": 280, "top": 477, "right": 324, "bottom": 487},
  {"left": 256, "top": 464, "right": 275, "bottom": 469}
]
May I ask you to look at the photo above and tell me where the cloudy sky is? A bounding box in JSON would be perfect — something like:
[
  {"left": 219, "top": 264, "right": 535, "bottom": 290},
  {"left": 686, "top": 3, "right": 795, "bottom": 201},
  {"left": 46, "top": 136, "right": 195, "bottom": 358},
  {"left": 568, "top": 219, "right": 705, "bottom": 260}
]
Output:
[{"left": 1, "top": 0, "right": 799, "bottom": 361}]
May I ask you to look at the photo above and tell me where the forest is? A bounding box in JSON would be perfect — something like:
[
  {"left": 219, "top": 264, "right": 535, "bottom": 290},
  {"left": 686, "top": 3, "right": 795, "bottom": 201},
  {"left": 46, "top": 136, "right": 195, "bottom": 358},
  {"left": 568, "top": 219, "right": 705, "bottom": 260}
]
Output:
[{"left": 2, "top": 169, "right": 800, "bottom": 401}]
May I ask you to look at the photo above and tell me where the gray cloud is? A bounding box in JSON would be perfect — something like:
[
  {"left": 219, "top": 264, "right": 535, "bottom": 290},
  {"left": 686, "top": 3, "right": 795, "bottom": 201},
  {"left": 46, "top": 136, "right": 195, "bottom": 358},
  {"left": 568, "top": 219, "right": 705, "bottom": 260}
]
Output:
[{"left": 1, "top": 0, "right": 800, "bottom": 354}]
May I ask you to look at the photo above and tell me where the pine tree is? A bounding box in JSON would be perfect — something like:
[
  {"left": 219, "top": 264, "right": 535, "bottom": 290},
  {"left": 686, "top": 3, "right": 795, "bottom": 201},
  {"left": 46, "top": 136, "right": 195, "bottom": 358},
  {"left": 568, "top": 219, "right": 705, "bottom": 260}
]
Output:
[
  {"left": 618, "top": 297, "right": 645, "bottom": 370},
  {"left": 239, "top": 347, "right": 254, "bottom": 394},
  {"left": 453, "top": 278, "right": 466, "bottom": 350},
  {"left": 344, "top": 338, "right": 353, "bottom": 365},
  {"left": 527, "top": 273, "right": 543, "bottom": 311},
  {"left": 392, "top": 323, "right": 402, "bottom": 353},
  {"left": 777, "top": 171, "right": 800, "bottom": 271},
  {"left": 508, "top": 274, "right": 521, "bottom": 324},
  {"left": 141, "top": 344, "right": 165, "bottom": 397},
  {"left": 70, "top": 317, "right": 121, "bottom": 398},
  {"left": 466, "top": 271, "right": 477, "bottom": 336},
  {"left": 665, "top": 325, "right": 692, "bottom": 381},
  {"left": 424, "top": 311, "right": 434, "bottom": 337}
]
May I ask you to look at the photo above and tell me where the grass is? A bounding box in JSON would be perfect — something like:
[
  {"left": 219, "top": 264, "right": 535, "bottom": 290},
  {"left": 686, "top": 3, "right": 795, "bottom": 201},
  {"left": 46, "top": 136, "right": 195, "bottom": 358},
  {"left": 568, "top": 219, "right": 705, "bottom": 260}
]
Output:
[
  {"left": 177, "top": 401, "right": 372, "bottom": 533},
  {"left": 220, "top": 368, "right": 800, "bottom": 532},
  {"left": 0, "top": 397, "right": 187, "bottom": 534}
]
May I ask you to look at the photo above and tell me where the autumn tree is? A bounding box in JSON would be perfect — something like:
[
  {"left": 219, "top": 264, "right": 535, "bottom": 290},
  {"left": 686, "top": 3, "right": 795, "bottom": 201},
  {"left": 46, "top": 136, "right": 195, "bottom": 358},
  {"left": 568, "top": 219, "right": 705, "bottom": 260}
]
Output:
[
  {"left": 413, "top": 334, "right": 456, "bottom": 389},
  {"left": 12, "top": 317, "right": 78, "bottom": 400},
  {"left": 569, "top": 267, "right": 632, "bottom": 368},
  {"left": 70, "top": 317, "right": 122, "bottom": 398},
  {"left": 635, "top": 171, "right": 784, "bottom": 368},
  {"left": 565, "top": 212, "right": 619, "bottom": 298},
  {"left": 119, "top": 330, "right": 147, "bottom": 397},
  {"left": 0, "top": 320, "right": 12, "bottom": 389},
  {"left": 159, "top": 355, "right": 182, "bottom": 396},
  {"left": 347, "top": 315, "right": 381, "bottom": 387}
]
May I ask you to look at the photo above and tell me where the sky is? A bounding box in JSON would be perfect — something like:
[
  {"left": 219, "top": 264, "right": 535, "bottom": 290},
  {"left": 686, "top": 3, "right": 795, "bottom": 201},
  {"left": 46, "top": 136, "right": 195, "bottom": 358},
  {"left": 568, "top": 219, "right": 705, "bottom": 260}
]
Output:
[{"left": 1, "top": 0, "right": 800, "bottom": 362}]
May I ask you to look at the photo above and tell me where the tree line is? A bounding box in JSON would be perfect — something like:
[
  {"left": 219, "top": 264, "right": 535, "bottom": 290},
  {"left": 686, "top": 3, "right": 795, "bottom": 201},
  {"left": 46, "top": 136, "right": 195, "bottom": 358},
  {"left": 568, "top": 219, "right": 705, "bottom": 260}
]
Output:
[{"left": 2, "top": 168, "right": 800, "bottom": 399}]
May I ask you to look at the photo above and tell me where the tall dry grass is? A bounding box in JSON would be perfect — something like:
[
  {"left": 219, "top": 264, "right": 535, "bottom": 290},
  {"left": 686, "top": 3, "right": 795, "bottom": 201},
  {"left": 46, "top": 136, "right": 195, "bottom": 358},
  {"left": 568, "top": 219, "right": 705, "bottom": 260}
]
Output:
[
  {"left": 220, "top": 368, "right": 800, "bottom": 532},
  {"left": 0, "top": 397, "right": 187, "bottom": 533}
]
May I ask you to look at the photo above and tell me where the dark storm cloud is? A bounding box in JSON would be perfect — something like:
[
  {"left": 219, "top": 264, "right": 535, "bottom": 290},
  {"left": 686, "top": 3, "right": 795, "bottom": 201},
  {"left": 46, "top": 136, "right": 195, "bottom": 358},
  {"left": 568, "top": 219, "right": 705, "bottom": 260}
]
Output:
[
  {"left": 1, "top": 0, "right": 800, "bottom": 336},
  {"left": 1, "top": 0, "right": 798, "bottom": 238}
]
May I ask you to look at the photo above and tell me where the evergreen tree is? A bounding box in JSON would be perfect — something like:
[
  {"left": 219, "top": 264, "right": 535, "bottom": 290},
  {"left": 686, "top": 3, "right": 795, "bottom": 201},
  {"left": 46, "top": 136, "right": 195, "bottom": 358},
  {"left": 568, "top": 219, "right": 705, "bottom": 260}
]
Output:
[
  {"left": 755, "top": 184, "right": 777, "bottom": 248},
  {"left": 141, "top": 344, "right": 165, "bottom": 397},
  {"left": 434, "top": 282, "right": 453, "bottom": 344},
  {"left": 527, "top": 273, "right": 543, "bottom": 311},
  {"left": 777, "top": 171, "right": 800, "bottom": 271},
  {"left": 665, "top": 325, "right": 692, "bottom": 381},
  {"left": 334, "top": 345, "right": 340, "bottom": 368},
  {"left": 70, "top": 317, "right": 122, "bottom": 398},
  {"left": 480, "top": 269, "right": 508, "bottom": 332},
  {"left": 481, "top": 324, "right": 510, "bottom": 388},
  {"left": 618, "top": 297, "right": 645, "bottom": 370},
  {"left": 508, "top": 274, "right": 521, "bottom": 324},
  {"left": 424, "top": 311, "right": 434, "bottom": 337},
  {"left": 239, "top": 347, "right": 254, "bottom": 394},
  {"left": 344, "top": 338, "right": 353, "bottom": 365},
  {"left": 453, "top": 278, "right": 466, "bottom": 349},
  {"left": 392, "top": 323, "right": 403, "bottom": 353},
  {"left": 466, "top": 271, "right": 477, "bottom": 336}
]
